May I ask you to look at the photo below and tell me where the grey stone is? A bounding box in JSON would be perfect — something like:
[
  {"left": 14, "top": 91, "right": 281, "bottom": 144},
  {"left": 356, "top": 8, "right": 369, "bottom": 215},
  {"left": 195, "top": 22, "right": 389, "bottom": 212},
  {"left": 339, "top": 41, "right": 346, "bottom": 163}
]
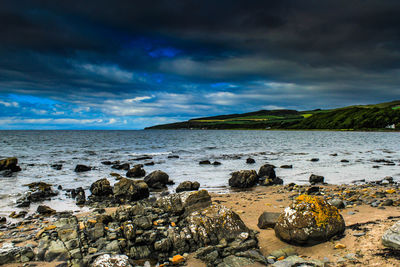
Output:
[
  {"left": 257, "top": 212, "right": 281, "bottom": 229},
  {"left": 229, "top": 170, "right": 258, "bottom": 188},
  {"left": 309, "top": 174, "right": 324, "bottom": 185},
  {"left": 91, "top": 254, "right": 132, "bottom": 267},
  {"left": 382, "top": 220, "right": 400, "bottom": 249},
  {"left": 217, "top": 255, "right": 254, "bottom": 267}
]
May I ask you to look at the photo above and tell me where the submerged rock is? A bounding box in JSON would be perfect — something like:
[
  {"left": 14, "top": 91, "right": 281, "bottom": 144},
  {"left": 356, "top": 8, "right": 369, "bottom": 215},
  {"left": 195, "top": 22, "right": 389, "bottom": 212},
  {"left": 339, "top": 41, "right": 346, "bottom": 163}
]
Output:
[
  {"left": 246, "top": 158, "right": 256, "bottom": 164},
  {"left": 111, "top": 163, "right": 130, "bottom": 171},
  {"left": 199, "top": 160, "right": 211, "bottom": 165},
  {"left": 0, "top": 157, "right": 21, "bottom": 172},
  {"left": 229, "top": 170, "right": 258, "bottom": 188},
  {"left": 144, "top": 170, "right": 169, "bottom": 189},
  {"left": 51, "top": 164, "right": 62, "bottom": 170},
  {"left": 74, "top": 164, "right": 91, "bottom": 172},
  {"left": 382, "top": 220, "right": 400, "bottom": 249},
  {"left": 113, "top": 178, "right": 149, "bottom": 202},
  {"left": 309, "top": 174, "right": 324, "bottom": 185},
  {"left": 274, "top": 195, "right": 345, "bottom": 245},
  {"left": 176, "top": 181, "right": 200, "bottom": 193},
  {"left": 16, "top": 182, "right": 58, "bottom": 207}
]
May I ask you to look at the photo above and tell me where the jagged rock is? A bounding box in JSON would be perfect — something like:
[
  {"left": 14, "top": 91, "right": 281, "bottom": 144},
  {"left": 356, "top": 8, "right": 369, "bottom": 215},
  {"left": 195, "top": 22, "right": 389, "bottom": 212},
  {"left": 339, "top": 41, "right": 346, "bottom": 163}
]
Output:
[
  {"left": 91, "top": 254, "right": 132, "bottom": 267},
  {"left": 309, "top": 174, "right": 324, "bottom": 185},
  {"left": 126, "top": 164, "right": 146, "bottom": 178},
  {"left": 258, "top": 164, "right": 276, "bottom": 179},
  {"left": 382, "top": 220, "right": 400, "bottom": 249},
  {"left": 0, "top": 157, "right": 21, "bottom": 172},
  {"left": 229, "top": 170, "right": 258, "bottom": 188},
  {"left": 144, "top": 170, "right": 169, "bottom": 188},
  {"left": 75, "top": 187, "right": 86, "bottom": 205},
  {"left": 0, "top": 243, "right": 34, "bottom": 264},
  {"left": 16, "top": 182, "right": 58, "bottom": 207},
  {"left": 74, "top": 164, "right": 91, "bottom": 172},
  {"left": 90, "top": 178, "right": 113, "bottom": 196},
  {"left": 113, "top": 178, "right": 149, "bottom": 202},
  {"left": 328, "top": 198, "right": 345, "bottom": 209},
  {"left": 176, "top": 181, "right": 200, "bottom": 193},
  {"left": 37, "top": 205, "right": 56, "bottom": 216},
  {"left": 111, "top": 163, "right": 130, "bottom": 170},
  {"left": 257, "top": 212, "right": 281, "bottom": 229},
  {"left": 156, "top": 190, "right": 211, "bottom": 216},
  {"left": 274, "top": 195, "right": 345, "bottom": 245}
]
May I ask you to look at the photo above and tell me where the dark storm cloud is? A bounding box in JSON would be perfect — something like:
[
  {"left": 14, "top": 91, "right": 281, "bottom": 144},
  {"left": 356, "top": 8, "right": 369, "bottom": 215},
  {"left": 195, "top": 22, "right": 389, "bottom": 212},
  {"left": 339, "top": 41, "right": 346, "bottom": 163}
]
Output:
[{"left": 0, "top": 0, "right": 400, "bottom": 129}]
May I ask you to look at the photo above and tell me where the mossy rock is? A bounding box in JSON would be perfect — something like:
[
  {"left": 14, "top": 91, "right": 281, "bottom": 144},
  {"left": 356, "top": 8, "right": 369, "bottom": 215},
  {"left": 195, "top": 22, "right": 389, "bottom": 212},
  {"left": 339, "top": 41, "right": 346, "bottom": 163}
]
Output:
[{"left": 274, "top": 195, "right": 345, "bottom": 245}]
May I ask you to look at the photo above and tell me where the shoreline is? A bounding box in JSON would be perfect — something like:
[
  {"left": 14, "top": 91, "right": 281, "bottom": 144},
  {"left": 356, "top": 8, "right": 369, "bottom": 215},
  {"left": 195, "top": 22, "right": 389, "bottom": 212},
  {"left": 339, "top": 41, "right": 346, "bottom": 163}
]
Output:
[{"left": 1, "top": 182, "right": 399, "bottom": 266}]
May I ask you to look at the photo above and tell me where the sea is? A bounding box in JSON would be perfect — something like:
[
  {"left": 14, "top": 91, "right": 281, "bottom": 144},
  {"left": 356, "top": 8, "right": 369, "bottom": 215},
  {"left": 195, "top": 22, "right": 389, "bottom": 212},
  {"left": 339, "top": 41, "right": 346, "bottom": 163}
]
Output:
[{"left": 0, "top": 130, "right": 399, "bottom": 216}]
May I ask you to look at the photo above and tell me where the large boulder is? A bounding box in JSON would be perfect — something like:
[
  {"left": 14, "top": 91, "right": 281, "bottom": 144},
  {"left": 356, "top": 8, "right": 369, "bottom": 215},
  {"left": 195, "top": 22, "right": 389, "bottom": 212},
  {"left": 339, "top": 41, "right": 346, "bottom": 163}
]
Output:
[
  {"left": 0, "top": 157, "right": 21, "bottom": 172},
  {"left": 229, "top": 170, "right": 258, "bottom": 188},
  {"left": 186, "top": 205, "right": 250, "bottom": 243},
  {"left": 274, "top": 195, "right": 345, "bottom": 245},
  {"left": 382, "top": 221, "right": 400, "bottom": 249},
  {"left": 156, "top": 190, "right": 211, "bottom": 216},
  {"left": 258, "top": 164, "right": 276, "bottom": 179},
  {"left": 176, "top": 181, "right": 200, "bottom": 193},
  {"left": 144, "top": 170, "right": 169, "bottom": 188},
  {"left": 90, "top": 178, "right": 113, "bottom": 196},
  {"left": 92, "top": 254, "right": 132, "bottom": 267},
  {"left": 126, "top": 164, "right": 146, "bottom": 178},
  {"left": 113, "top": 178, "right": 149, "bottom": 203}
]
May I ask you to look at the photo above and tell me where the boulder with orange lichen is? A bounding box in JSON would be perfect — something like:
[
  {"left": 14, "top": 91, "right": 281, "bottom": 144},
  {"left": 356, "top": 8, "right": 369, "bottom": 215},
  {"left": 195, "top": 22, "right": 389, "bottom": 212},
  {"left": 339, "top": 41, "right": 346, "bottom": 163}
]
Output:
[{"left": 274, "top": 194, "right": 345, "bottom": 245}]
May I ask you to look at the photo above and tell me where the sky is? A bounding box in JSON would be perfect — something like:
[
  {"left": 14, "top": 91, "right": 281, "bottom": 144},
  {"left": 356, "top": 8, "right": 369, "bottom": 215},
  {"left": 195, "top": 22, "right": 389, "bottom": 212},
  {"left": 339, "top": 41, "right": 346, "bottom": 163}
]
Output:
[{"left": 1, "top": 0, "right": 400, "bottom": 129}]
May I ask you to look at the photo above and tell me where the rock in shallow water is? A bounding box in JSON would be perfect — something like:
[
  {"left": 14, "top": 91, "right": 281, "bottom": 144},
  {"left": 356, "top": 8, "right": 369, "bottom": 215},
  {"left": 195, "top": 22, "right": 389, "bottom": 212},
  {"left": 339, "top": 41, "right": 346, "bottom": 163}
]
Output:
[
  {"left": 113, "top": 178, "right": 149, "bottom": 203},
  {"left": 90, "top": 178, "right": 113, "bottom": 196},
  {"left": 144, "top": 170, "right": 169, "bottom": 188},
  {"left": 176, "top": 181, "right": 200, "bottom": 193},
  {"left": 382, "top": 220, "right": 400, "bottom": 249},
  {"left": 274, "top": 195, "right": 345, "bottom": 245},
  {"left": 74, "top": 164, "right": 91, "bottom": 172},
  {"left": 229, "top": 170, "right": 258, "bottom": 188},
  {"left": 0, "top": 157, "right": 21, "bottom": 172},
  {"left": 126, "top": 164, "right": 145, "bottom": 178}
]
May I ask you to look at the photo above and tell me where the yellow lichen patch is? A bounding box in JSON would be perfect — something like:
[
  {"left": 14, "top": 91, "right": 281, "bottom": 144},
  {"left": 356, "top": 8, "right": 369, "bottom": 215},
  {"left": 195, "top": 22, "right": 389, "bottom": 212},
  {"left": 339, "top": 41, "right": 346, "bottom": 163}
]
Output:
[
  {"left": 335, "top": 243, "right": 346, "bottom": 249},
  {"left": 45, "top": 225, "right": 56, "bottom": 230},
  {"left": 386, "top": 189, "right": 396, "bottom": 194},
  {"left": 296, "top": 195, "right": 341, "bottom": 227},
  {"left": 277, "top": 256, "right": 285, "bottom": 261},
  {"left": 35, "top": 228, "right": 45, "bottom": 239},
  {"left": 153, "top": 221, "right": 158, "bottom": 226},
  {"left": 104, "top": 227, "right": 109, "bottom": 231},
  {"left": 79, "top": 222, "right": 85, "bottom": 230},
  {"left": 87, "top": 219, "right": 97, "bottom": 224},
  {"left": 171, "top": 255, "right": 185, "bottom": 264},
  {"left": 171, "top": 222, "right": 176, "bottom": 227}
]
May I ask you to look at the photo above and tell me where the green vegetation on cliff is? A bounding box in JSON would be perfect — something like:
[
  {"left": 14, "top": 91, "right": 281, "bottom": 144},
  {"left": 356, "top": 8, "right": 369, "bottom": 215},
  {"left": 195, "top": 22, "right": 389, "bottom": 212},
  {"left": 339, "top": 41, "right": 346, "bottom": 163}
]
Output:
[{"left": 146, "top": 100, "right": 400, "bottom": 130}]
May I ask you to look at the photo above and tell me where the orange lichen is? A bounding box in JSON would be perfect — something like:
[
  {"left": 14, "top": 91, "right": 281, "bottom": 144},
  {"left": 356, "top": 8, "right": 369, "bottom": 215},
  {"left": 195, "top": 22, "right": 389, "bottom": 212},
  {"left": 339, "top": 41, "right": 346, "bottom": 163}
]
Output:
[
  {"left": 171, "top": 255, "right": 185, "bottom": 264},
  {"left": 386, "top": 189, "right": 396, "bottom": 194},
  {"left": 296, "top": 195, "right": 341, "bottom": 227}
]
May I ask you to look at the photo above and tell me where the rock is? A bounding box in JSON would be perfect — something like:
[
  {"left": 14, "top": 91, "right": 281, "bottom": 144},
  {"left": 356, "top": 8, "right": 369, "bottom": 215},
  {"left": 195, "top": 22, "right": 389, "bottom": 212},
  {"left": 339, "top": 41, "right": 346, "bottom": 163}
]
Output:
[
  {"left": 310, "top": 158, "right": 320, "bottom": 162},
  {"left": 0, "top": 157, "right": 21, "bottom": 172},
  {"left": 246, "top": 158, "right": 255, "bottom": 164},
  {"left": 0, "top": 243, "right": 34, "bottom": 264},
  {"left": 111, "top": 163, "right": 130, "bottom": 171},
  {"left": 199, "top": 160, "right": 211, "bottom": 165},
  {"left": 37, "top": 205, "right": 56, "bottom": 216},
  {"left": 0, "top": 170, "right": 13, "bottom": 177},
  {"left": 126, "top": 164, "right": 145, "bottom": 178},
  {"left": 75, "top": 187, "right": 86, "bottom": 205},
  {"left": 51, "top": 164, "right": 62, "bottom": 170},
  {"left": 90, "top": 178, "right": 113, "bottom": 196},
  {"left": 132, "top": 156, "right": 152, "bottom": 161},
  {"left": 92, "top": 254, "right": 132, "bottom": 267},
  {"left": 309, "top": 174, "right": 324, "bottom": 185},
  {"left": 213, "top": 161, "right": 222, "bottom": 166},
  {"left": 0, "top": 217, "right": 6, "bottom": 223},
  {"left": 229, "top": 170, "right": 258, "bottom": 188},
  {"left": 186, "top": 205, "right": 250, "bottom": 243},
  {"left": 280, "top": 165, "right": 293, "bottom": 169},
  {"left": 260, "top": 176, "right": 283, "bottom": 186},
  {"left": 258, "top": 164, "right": 276, "bottom": 179},
  {"left": 341, "top": 159, "right": 349, "bottom": 163},
  {"left": 272, "top": 255, "right": 324, "bottom": 267},
  {"left": 156, "top": 190, "right": 211, "bottom": 216},
  {"left": 257, "top": 212, "right": 281, "bottom": 229},
  {"left": 144, "top": 162, "right": 155, "bottom": 166},
  {"left": 16, "top": 182, "right": 58, "bottom": 207},
  {"left": 168, "top": 155, "right": 179, "bottom": 159},
  {"left": 382, "top": 220, "right": 400, "bottom": 249},
  {"left": 176, "top": 181, "right": 200, "bottom": 193},
  {"left": 306, "top": 186, "right": 320, "bottom": 195},
  {"left": 274, "top": 195, "right": 345, "bottom": 245},
  {"left": 217, "top": 255, "right": 254, "bottom": 267},
  {"left": 170, "top": 254, "right": 185, "bottom": 264},
  {"left": 329, "top": 198, "right": 345, "bottom": 209},
  {"left": 74, "top": 164, "right": 91, "bottom": 172},
  {"left": 144, "top": 170, "right": 169, "bottom": 188},
  {"left": 113, "top": 178, "right": 149, "bottom": 202}
]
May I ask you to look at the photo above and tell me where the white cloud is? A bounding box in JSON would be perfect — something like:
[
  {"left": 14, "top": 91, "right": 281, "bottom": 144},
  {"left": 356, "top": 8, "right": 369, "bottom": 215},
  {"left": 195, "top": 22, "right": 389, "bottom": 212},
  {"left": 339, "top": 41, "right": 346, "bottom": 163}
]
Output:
[
  {"left": 75, "top": 62, "right": 135, "bottom": 83},
  {"left": 124, "top": 96, "right": 153, "bottom": 103},
  {"left": 0, "top": 100, "right": 19, "bottom": 108}
]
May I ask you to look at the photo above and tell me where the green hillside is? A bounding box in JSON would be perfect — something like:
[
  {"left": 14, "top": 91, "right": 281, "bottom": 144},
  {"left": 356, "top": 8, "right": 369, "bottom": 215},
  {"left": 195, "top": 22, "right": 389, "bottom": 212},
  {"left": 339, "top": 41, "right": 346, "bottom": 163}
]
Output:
[{"left": 145, "top": 100, "right": 400, "bottom": 130}]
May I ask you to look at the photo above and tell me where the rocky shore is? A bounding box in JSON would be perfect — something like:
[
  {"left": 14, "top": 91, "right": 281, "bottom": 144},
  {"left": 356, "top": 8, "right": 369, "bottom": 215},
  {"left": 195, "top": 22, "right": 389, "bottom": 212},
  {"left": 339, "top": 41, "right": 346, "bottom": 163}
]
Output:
[{"left": 0, "top": 157, "right": 399, "bottom": 266}]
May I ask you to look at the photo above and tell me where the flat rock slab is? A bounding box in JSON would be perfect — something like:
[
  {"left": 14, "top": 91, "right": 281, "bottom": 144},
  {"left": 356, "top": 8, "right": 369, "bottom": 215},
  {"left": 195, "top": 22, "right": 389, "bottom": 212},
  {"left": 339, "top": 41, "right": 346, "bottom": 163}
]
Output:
[{"left": 382, "top": 220, "right": 400, "bottom": 249}]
